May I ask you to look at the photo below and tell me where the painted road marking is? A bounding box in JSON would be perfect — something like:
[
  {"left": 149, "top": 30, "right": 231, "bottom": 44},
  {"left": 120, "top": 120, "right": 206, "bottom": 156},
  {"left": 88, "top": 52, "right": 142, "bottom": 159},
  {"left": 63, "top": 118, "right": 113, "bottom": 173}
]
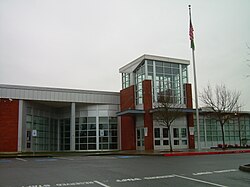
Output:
[
  {"left": 19, "top": 168, "right": 238, "bottom": 187},
  {"left": 21, "top": 181, "right": 94, "bottom": 187},
  {"left": 213, "top": 169, "right": 237, "bottom": 173},
  {"left": 116, "top": 178, "right": 142, "bottom": 183},
  {"left": 193, "top": 169, "right": 237, "bottom": 176},
  {"left": 55, "top": 181, "right": 94, "bottom": 186},
  {"left": 16, "top": 158, "right": 27, "bottom": 162},
  {"left": 144, "top": 174, "right": 175, "bottom": 180},
  {"left": 94, "top": 181, "right": 110, "bottom": 187},
  {"left": 174, "top": 174, "right": 227, "bottom": 187},
  {"left": 35, "top": 158, "right": 58, "bottom": 162}
]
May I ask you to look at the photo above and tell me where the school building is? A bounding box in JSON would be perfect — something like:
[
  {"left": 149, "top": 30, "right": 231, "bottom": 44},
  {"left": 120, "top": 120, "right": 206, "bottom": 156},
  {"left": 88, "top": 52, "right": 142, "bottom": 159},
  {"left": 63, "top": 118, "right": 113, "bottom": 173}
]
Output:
[{"left": 0, "top": 54, "right": 250, "bottom": 152}]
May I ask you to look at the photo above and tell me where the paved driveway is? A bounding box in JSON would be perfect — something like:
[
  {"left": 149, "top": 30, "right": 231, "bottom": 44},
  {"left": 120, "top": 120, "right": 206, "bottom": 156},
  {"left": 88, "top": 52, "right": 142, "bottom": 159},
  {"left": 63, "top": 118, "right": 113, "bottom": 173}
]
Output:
[{"left": 0, "top": 153, "right": 250, "bottom": 187}]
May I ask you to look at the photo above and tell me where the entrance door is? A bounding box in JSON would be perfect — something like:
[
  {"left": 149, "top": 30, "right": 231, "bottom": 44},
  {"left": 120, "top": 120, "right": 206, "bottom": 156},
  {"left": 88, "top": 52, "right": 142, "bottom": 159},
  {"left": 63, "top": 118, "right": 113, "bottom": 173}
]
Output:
[
  {"left": 173, "top": 127, "right": 188, "bottom": 149},
  {"left": 136, "top": 128, "right": 145, "bottom": 150},
  {"left": 154, "top": 126, "right": 188, "bottom": 150},
  {"left": 154, "top": 127, "right": 169, "bottom": 150}
]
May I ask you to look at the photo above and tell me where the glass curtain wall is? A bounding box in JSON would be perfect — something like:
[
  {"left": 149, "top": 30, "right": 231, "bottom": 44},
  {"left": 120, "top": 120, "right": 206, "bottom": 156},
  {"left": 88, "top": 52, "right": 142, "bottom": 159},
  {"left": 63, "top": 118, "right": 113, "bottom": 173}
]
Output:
[
  {"left": 75, "top": 117, "right": 97, "bottom": 150},
  {"left": 135, "top": 63, "right": 145, "bottom": 105},
  {"left": 134, "top": 60, "right": 188, "bottom": 105},
  {"left": 154, "top": 61, "right": 181, "bottom": 103},
  {"left": 75, "top": 116, "right": 118, "bottom": 151},
  {"left": 60, "top": 118, "right": 70, "bottom": 151},
  {"left": 194, "top": 115, "right": 250, "bottom": 147},
  {"left": 99, "top": 117, "right": 118, "bottom": 150},
  {"left": 26, "top": 106, "right": 58, "bottom": 152}
]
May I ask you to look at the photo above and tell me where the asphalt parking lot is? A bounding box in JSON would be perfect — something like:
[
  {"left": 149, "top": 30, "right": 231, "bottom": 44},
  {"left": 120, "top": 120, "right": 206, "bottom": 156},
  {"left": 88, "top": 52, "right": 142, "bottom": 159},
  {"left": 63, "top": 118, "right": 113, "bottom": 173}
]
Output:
[{"left": 0, "top": 153, "right": 250, "bottom": 187}]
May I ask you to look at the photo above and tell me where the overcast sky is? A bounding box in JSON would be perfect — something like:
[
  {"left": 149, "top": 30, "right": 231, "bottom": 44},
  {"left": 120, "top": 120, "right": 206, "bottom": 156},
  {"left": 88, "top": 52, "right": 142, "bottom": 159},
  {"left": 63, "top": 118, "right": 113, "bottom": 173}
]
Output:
[{"left": 0, "top": 0, "right": 250, "bottom": 110}]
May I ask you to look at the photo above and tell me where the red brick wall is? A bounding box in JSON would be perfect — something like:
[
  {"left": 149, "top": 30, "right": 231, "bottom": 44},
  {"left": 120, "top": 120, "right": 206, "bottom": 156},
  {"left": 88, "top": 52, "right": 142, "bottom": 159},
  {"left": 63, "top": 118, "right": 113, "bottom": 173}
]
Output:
[
  {"left": 185, "top": 84, "right": 195, "bottom": 149},
  {"left": 120, "top": 116, "right": 136, "bottom": 150},
  {"left": 120, "top": 86, "right": 136, "bottom": 150},
  {"left": 0, "top": 99, "right": 19, "bottom": 152},
  {"left": 142, "top": 80, "right": 154, "bottom": 150}
]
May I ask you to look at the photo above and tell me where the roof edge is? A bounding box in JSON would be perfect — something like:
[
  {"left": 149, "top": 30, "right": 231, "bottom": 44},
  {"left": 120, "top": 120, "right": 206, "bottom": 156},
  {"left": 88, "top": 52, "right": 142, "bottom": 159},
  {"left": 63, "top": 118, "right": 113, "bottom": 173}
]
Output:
[
  {"left": 0, "top": 84, "right": 120, "bottom": 96},
  {"left": 119, "top": 54, "right": 190, "bottom": 73}
]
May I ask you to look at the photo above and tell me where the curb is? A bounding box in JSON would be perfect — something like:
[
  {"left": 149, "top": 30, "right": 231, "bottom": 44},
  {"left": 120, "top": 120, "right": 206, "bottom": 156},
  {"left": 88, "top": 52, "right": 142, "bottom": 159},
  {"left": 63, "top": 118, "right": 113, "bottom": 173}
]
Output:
[
  {"left": 1, "top": 149, "right": 250, "bottom": 158},
  {"left": 163, "top": 150, "right": 250, "bottom": 156}
]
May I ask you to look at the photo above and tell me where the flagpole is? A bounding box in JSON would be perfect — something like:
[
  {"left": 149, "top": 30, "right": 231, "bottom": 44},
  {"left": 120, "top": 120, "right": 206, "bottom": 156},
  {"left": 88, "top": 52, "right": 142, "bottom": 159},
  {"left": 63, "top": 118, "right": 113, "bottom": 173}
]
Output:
[{"left": 189, "top": 5, "right": 201, "bottom": 150}]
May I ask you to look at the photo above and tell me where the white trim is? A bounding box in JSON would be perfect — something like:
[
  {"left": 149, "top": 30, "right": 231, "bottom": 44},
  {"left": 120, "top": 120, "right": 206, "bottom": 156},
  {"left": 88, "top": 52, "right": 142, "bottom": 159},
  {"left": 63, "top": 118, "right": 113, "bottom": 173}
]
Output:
[
  {"left": 0, "top": 84, "right": 119, "bottom": 105},
  {"left": 119, "top": 54, "right": 190, "bottom": 73},
  {"left": 145, "top": 60, "right": 148, "bottom": 79},
  {"left": 153, "top": 61, "right": 157, "bottom": 102}
]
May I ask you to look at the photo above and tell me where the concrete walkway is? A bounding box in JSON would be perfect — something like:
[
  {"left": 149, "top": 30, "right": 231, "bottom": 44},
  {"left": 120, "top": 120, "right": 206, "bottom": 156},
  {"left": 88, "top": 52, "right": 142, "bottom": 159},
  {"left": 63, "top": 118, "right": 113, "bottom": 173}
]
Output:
[{"left": 1, "top": 148, "right": 250, "bottom": 158}]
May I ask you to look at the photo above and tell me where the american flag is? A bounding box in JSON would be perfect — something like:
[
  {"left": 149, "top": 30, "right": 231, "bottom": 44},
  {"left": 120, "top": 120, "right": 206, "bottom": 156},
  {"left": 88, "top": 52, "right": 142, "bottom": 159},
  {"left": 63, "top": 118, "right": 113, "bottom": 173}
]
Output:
[
  {"left": 189, "top": 12, "right": 195, "bottom": 50},
  {"left": 189, "top": 20, "right": 194, "bottom": 41}
]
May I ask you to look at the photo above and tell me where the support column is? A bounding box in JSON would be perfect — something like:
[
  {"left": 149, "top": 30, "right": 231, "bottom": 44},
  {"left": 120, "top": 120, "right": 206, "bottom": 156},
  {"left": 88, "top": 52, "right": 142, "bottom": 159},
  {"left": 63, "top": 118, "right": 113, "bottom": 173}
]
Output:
[
  {"left": 57, "top": 120, "right": 60, "bottom": 151},
  {"left": 120, "top": 85, "right": 136, "bottom": 150},
  {"left": 70, "top": 102, "right": 75, "bottom": 151},
  {"left": 18, "top": 100, "right": 23, "bottom": 152},
  {"left": 143, "top": 80, "right": 154, "bottom": 150},
  {"left": 185, "top": 83, "right": 195, "bottom": 149}
]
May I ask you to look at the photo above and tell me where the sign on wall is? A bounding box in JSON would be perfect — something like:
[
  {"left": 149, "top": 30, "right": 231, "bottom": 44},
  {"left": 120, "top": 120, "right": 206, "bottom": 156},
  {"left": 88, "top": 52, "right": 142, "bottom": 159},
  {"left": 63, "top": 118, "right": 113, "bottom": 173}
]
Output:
[
  {"left": 100, "top": 130, "right": 105, "bottom": 137},
  {"left": 32, "top": 130, "right": 37, "bottom": 137},
  {"left": 189, "top": 127, "right": 194, "bottom": 135}
]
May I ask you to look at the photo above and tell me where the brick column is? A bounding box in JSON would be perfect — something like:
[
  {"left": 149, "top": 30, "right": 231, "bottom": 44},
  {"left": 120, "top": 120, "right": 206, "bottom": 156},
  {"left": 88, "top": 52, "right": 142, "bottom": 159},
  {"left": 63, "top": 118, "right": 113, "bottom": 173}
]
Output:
[
  {"left": 120, "top": 85, "right": 136, "bottom": 150},
  {"left": 185, "top": 83, "right": 195, "bottom": 149},
  {"left": 0, "top": 99, "right": 19, "bottom": 152},
  {"left": 142, "top": 80, "right": 154, "bottom": 150}
]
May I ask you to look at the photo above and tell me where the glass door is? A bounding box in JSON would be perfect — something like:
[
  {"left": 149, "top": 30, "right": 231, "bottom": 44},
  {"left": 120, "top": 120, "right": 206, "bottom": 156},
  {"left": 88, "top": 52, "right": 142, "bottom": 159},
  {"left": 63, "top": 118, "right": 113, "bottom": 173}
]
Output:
[
  {"left": 154, "top": 127, "right": 169, "bottom": 150},
  {"left": 136, "top": 128, "right": 145, "bottom": 150},
  {"left": 173, "top": 127, "right": 188, "bottom": 149}
]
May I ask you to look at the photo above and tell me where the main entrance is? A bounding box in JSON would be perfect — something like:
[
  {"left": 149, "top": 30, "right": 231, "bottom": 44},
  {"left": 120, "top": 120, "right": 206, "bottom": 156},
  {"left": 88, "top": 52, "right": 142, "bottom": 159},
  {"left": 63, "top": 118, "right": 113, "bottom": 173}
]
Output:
[{"left": 154, "top": 126, "right": 188, "bottom": 150}]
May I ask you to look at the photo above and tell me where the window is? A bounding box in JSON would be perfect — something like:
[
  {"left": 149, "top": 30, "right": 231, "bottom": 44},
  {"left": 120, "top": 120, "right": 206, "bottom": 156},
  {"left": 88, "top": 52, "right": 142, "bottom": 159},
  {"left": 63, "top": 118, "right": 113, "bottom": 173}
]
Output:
[
  {"left": 154, "top": 128, "right": 160, "bottom": 138},
  {"left": 122, "top": 73, "right": 130, "bottom": 89}
]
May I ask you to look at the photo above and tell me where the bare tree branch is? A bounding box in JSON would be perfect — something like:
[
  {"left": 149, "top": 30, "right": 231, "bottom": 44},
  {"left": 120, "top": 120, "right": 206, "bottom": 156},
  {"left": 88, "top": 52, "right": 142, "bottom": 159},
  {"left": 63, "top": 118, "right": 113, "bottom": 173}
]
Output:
[
  {"left": 200, "top": 84, "right": 241, "bottom": 148},
  {"left": 153, "top": 89, "right": 183, "bottom": 152}
]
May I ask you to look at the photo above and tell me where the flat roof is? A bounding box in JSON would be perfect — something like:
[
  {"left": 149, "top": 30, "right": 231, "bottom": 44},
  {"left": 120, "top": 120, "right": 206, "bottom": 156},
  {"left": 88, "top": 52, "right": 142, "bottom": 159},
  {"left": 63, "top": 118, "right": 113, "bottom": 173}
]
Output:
[
  {"left": 0, "top": 84, "right": 120, "bottom": 104},
  {"left": 119, "top": 54, "right": 190, "bottom": 73}
]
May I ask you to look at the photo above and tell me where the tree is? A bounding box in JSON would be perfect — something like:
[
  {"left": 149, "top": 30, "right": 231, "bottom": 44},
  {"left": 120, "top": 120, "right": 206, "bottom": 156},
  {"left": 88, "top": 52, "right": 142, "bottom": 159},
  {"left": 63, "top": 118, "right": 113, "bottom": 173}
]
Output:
[
  {"left": 153, "top": 89, "right": 183, "bottom": 152},
  {"left": 200, "top": 84, "right": 241, "bottom": 149}
]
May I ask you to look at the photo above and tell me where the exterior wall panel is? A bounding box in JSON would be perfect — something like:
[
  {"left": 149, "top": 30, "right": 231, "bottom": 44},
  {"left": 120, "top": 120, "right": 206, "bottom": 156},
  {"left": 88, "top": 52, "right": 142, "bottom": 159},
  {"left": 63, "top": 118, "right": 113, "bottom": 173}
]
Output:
[{"left": 0, "top": 85, "right": 119, "bottom": 105}]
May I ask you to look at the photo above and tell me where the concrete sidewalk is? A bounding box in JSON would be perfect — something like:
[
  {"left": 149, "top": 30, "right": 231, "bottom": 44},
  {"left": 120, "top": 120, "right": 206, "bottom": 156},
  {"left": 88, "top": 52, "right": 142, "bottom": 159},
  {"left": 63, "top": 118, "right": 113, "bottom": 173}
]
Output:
[{"left": 1, "top": 148, "right": 250, "bottom": 158}]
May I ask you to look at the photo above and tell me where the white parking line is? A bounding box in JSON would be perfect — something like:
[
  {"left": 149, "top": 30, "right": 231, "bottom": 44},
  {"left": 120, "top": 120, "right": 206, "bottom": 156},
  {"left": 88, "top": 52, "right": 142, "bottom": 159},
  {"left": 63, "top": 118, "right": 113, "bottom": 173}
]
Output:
[
  {"left": 94, "top": 180, "right": 110, "bottom": 187},
  {"left": 16, "top": 158, "right": 27, "bottom": 162},
  {"left": 193, "top": 169, "right": 237, "bottom": 176},
  {"left": 213, "top": 169, "right": 237, "bottom": 173},
  {"left": 174, "top": 174, "right": 227, "bottom": 187}
]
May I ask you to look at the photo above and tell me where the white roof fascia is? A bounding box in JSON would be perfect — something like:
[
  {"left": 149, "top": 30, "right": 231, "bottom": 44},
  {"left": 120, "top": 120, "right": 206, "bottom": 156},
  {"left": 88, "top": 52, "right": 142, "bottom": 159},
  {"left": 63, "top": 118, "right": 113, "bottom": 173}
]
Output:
[
  {"left": 0, "top": 84, "right": 120, "bottom": 104},
  {"left": 119, "top": 54, "right": 190, "bottom": 73}
]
